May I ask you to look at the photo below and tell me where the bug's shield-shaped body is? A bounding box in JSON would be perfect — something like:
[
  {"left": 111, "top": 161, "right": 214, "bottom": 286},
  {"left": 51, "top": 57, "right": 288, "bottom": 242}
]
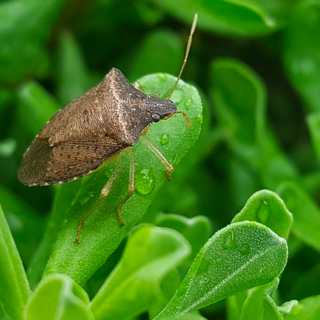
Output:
[{"left": 19, "top": 68, "right": 177, "bottom": 186}]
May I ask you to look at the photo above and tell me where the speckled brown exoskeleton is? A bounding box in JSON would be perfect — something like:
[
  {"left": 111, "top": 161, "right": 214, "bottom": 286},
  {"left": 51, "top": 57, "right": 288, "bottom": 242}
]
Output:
[{"left": 19, "top": 14, "right": 198, "bottom": 242}]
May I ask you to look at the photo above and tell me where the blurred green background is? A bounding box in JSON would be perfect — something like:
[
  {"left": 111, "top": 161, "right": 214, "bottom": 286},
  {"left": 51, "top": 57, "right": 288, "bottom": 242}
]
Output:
[{"left": 1, "top": 0, "right": 320, "bottom": 319}]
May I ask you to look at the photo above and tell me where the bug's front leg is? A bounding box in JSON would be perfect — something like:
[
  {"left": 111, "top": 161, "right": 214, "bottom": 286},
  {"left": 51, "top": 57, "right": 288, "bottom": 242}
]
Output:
[{"left": 141, "top": 136, "right": 174, "bottom": 181}]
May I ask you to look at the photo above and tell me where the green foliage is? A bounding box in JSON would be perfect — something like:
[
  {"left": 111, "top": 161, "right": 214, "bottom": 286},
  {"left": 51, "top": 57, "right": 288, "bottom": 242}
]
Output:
[
  {"left": 25, "top": 274, "right": 93, "bottom": 320},
  {"left": 0, "top": 205, "right": 30, "bottom": 320},
  {"left": 1, "top": 1, "right": 320, "bottom": 320}
]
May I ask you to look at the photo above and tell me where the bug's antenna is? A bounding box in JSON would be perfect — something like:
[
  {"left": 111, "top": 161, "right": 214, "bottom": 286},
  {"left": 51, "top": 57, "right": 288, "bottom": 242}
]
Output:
[{"left": 167, "top": 13, "right": 198, "bottom": 100}]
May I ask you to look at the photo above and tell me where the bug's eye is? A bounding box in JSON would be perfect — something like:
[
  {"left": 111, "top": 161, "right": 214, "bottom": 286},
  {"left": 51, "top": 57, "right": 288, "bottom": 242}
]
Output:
[{"left": 152, "top": 113, "right": 161, "bottom": 122}]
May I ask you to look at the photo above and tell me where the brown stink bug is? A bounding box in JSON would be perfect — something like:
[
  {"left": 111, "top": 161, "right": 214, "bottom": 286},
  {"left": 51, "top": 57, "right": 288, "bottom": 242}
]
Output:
[{"left": 19, "top": 14, "right": 198, "bottom": 242}]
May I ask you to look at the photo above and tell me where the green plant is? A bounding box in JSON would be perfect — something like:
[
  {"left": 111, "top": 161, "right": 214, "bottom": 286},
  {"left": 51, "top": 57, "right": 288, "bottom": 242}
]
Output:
[{"left": 1, "top": 0, "right": 320, "bottom": 319}]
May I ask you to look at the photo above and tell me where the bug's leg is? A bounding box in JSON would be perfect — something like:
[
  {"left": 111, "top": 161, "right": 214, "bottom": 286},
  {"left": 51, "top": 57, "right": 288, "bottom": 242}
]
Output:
[
  {"left": 75, "top": 157, "right": 121, "bottom": 243},
  {"left": 116, "top": 148, "right": 135, "bottom": 224},
  {"left": 141, "top": 136, "right": 174, "bottom": 181},
  {"left": 133, "top": 82, "right": 142, "bottom": 90}
]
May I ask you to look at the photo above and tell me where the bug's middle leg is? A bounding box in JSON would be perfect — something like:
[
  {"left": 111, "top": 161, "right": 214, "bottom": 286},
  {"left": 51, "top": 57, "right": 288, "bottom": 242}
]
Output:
[{"left": 116, "top": 147, "right": 135, "bottom": 225}]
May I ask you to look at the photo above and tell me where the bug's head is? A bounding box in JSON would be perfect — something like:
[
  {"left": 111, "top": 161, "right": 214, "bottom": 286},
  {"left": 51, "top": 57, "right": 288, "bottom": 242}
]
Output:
[{"left": 145, "top": 94, "right": 177, "bottom": 122}]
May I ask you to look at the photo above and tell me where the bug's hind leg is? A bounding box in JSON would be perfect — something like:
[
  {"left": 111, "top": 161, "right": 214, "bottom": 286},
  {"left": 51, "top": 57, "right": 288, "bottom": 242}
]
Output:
[
  {"left": 141, "top": 136, "right": 174, "bottom": 181},
  {"left": 75, "top": 156, "right": 122, "bottom": 243}
]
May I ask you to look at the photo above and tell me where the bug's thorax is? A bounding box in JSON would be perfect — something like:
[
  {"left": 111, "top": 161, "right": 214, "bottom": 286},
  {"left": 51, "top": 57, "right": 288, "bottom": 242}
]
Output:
[{"left": 99, "top": 68, "right": 177, "bottom": 146}]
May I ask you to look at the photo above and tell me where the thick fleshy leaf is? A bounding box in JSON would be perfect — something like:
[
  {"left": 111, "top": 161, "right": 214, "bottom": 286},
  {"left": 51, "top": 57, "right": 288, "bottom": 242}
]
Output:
[
  {"left": 25, "top": 274, "right": 93, "bottom": 320},
  {"left": 57, "top": 32, "right": 93, "bottom": 104},
  {"left": 17, "top": 81, "right": 60, "bottom": 137},
  {"left": 44, "top": 73, "right": 202, "bottom": 285},
  {"left": 283, "top": 295, "right": 320, "bottom": 320},
  {"left": 128, "top": 30, "right": 183, "bottom": 82},
  {"left": 307, "top": 111, "right": 320, "bottom": 162},
  {"left": 91, "top": 225, "right": 191, "bottom": 320},
  {"left": 210, "top": 58, "right": 297, "bottom": 189},
  {"left": 232, "top": 189, "right": 292, "bottom": 239},
  {"left": 27, "top": 180, "right": 82, "bottom": 289},
  {"left": 239, "top": 278, "right": 283, "bottom": 320},
  {"left": 155, "top": 213, "right": 211, "bottom": 272},
  {"left": 0, "top": 0, "right": 66, "bottom": 84},
  {"left": 0, "top": 185, "right": 46, "bottom": 267},
  {"left": 283, "top": 0, "right": 320, "bottom": 111},
  {"left": 0, "top": 204, "right": 30, "bottom": 320},
  {"left": 154, "top": 221, "right": 288, "bottom": 319},
  {"left": 277, "top": 182, "right": 320, "bottom": 252},
  {"left": 146, "top": 0, "right": 289, "bottom": 36}
]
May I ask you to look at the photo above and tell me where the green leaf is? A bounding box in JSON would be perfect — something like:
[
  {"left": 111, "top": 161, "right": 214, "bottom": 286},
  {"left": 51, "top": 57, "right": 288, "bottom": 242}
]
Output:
[
  {"left": 0, "top": 138, "right": 16, "bottom": 157},
  {"left": 277, "top": 182, "right": 320, "bottom": 252},
  {"left": 283, "top": 0, "right": 320, "bottom": 111},
  {"left": 44, "top": 73, "right": 202, "bottom": 285},
  {"left": 0, "top": 184, "right": 46, "bottom": 267},
  {"left": 25, "top": 274, "right": 94, "bottom": 320},
  {"left": 147, "top": 0, "right": 289, "bottom": 36},
  {"left": 57, "top": 32, "right": 92, "bottom": 104},
  {"left": 17, "top": 81, "right": 60, "bottom": 137},
  {"left": 149, "top": 269, "right": 181, "bottom": 319},
  {"left": 0, "top": 0, "right": 66, "bottom": 85},
  {"left": 227, "top": 291, "right": 249, "bottom": 320},
  {"left": 0, "top": 203, "right": 30, "bottom": 320},
  {"left": 232, "top": 189, "right": 292, "bottom": 239},
  {"left": 27, "top": 180, "right": 82, "bottom": 289},
  {"left": 239, "top": 278, "right": 283, "bottom": 320},
  {"left": 91, "top": 225, "right": 191, "bottom": 320},
  {"left": 154, "top": 221, "right": 288, "bottom": 319},
  {"left": 210, "top": 58, "right": 297, "bottom": 188},
  {"left": 211, "top": 58, "right": 266, "bottom": 146},
  {"left": 283, "top": 295, "right": 320, "bottom": 320},
  {"left": 128, "top": 30, "right": 183, "bottom": 82},
  {"left": 307, "top": 111, "right": 320, "bottom": 162},
  {"left": 155, "top": 213, "right": 212, "bottom": 272},
  {"left": 168, "top": 312, "right": 208, "bottom": 320},
  {"left": 279, "top": 300, "right": 298, "bottom": 317}
]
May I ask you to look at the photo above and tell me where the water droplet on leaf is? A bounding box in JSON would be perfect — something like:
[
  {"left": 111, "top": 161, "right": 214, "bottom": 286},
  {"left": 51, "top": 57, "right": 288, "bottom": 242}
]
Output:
[
  {"left": 136, "top": 169, "right": 155, "bottom": 195},
  {"left": 238, "top": 243, "right": 251, "bottom": 255},
  {"left": 158, "top": 74, "right": 167, "bottom": 82},
  {"left": 222, "top": 232, "right": 237, "bottom": 250},
  {"left": 195, "top": 114, "right": 203, "bottom": 125},
  {"left": 257, "top": 201, "right": 270, "bottom": 223},
  {"left": 105, "top": 168, "right": 115, "bottom": 178},
  {"left": 185, "top": 98, "right": 192, "bottom": 110},
  {"left": 160, "top": 133, "right": 169, "bottom": 145}
]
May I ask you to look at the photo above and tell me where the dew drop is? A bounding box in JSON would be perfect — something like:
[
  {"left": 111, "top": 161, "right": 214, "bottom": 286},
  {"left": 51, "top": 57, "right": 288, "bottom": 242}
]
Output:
[
  {"left": 158, "top": 74, "right": 167, "bottom": 82},
  {"left": 78, "top": 260, "right": 84, "bottom": 266},
  {"left": 105, "top": 168, "right": 114, "bottom": 178},
  {"left": 160, "top": 133, "right": 169, "bottom": 145},
  {"left": 222, "top": 232, "right": 237, "bottom": 250},
  {"left": 196, "top": 258, "right": 211, "bottom": 275},
  {"left": 195, "top": 114, "right": 203, "bottom": 125},
  {"left": 185, "top": 98, "right": 192, "bottom": 110},
  {"left": 135, "top": 169, "right": 155, "bottom": 195},
  {"left": 79, "top": 192, "right": 94, "bottom": 206},
  {"left": 256, "top": 201, "right": 269, "bottom": 223},
  {"left": 238, "top": 243, "right": 251, "bottom": 255}
]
